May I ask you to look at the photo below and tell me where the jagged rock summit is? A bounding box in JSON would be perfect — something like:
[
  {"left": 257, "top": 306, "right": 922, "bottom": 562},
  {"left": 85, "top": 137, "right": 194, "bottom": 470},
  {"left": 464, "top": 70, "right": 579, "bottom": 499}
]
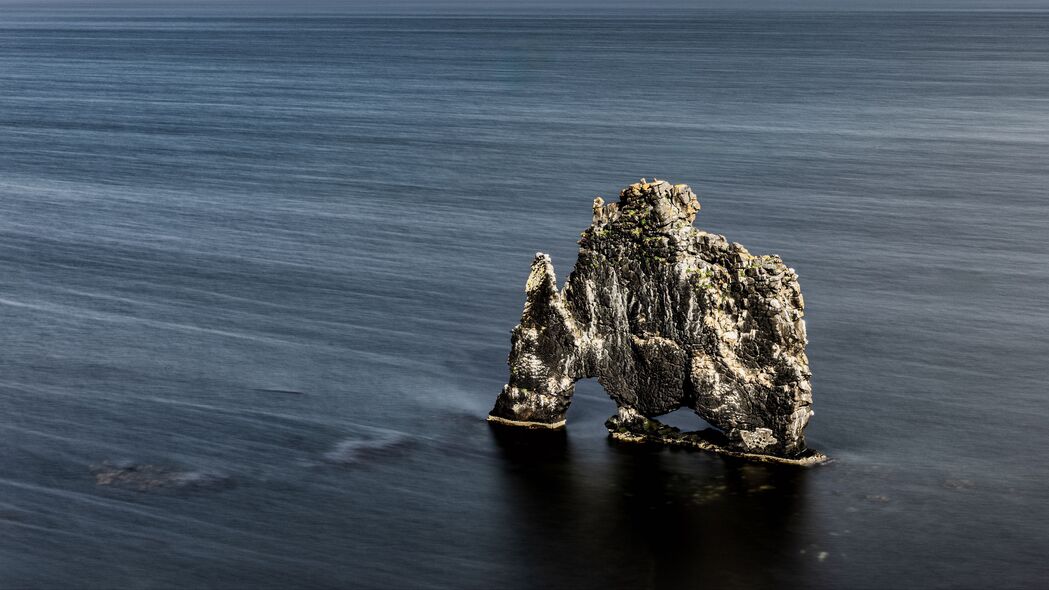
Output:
[{"left": 488, "top": 179, "right": 825, "bottom": 465}]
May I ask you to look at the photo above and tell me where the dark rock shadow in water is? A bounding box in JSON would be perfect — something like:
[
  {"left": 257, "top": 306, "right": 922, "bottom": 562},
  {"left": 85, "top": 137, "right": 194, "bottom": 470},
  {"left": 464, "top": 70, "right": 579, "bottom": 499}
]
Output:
[{"left": 489, "top": 423, "right": 814, "bottom": 589}]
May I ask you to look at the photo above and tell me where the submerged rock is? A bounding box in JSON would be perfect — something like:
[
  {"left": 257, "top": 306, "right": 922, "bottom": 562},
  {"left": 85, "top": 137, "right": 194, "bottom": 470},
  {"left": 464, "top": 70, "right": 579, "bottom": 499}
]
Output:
[
  {"left": 91, "top": 461, "right": 234, "bottom": 492},
  {"left": 488, "top": 179, "right": 824, "bottom": 464}
]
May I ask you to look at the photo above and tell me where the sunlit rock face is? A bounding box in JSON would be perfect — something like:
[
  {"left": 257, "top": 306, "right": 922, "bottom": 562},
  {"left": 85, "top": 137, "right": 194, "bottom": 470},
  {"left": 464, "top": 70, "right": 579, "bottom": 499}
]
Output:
[{"left": 488, "top": 179, "right": 816, "bottom": 462}]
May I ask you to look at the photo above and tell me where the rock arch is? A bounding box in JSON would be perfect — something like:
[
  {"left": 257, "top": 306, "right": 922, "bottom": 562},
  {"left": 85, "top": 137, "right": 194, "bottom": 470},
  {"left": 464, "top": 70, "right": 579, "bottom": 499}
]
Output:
[{"left": 488, "top": 180, "right": 823, "bottom": 464}]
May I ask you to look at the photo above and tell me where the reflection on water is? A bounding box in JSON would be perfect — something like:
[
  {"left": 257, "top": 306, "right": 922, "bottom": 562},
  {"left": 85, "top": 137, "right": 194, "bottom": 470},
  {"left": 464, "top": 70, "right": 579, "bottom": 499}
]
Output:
[{"left": 490, "top": 424, "right": 813, "bottom": 588}]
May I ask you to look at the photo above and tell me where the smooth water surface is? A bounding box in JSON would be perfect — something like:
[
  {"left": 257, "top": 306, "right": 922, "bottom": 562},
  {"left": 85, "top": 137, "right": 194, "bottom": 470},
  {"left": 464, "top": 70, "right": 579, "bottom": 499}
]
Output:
[{"left": 1, "top": 10, "right": 1047, "bottom": 589}]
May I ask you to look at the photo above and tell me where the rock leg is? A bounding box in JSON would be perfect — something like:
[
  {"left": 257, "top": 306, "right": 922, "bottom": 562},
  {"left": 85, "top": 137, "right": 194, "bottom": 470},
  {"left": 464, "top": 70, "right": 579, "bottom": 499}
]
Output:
[{"left": 489, "top": 254, "right": 585, "bottom": 428}]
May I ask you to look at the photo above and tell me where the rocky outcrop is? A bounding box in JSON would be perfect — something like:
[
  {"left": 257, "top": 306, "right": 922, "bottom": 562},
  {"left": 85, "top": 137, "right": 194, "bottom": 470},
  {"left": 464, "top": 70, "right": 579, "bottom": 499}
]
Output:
[{"left": 489, "top": 179, "right": 823, "bottom": 464}]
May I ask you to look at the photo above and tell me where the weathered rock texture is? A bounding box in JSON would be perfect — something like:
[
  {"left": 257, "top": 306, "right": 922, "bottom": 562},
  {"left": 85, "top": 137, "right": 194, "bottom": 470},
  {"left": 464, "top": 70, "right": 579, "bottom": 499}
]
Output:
[{"left": 488, "top": 179, "right": 822, "bottom": 464}]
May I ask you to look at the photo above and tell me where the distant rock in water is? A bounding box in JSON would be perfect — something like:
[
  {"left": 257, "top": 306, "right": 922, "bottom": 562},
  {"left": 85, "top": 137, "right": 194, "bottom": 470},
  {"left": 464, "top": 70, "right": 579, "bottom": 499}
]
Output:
[{"left": 488, "top": 179, "right": 824, "bottom": 465}]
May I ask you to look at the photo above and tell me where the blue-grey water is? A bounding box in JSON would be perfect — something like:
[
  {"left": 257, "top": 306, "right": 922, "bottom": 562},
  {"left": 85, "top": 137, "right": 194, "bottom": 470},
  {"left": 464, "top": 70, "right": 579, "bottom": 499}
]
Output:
[{"left": 1, "top": 9, "right": 1047, "bottom": 589}]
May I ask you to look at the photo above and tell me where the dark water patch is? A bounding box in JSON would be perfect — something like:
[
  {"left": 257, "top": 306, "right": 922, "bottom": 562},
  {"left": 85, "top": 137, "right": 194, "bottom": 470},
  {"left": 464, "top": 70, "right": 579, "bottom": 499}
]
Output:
[{"left": 91, "top": 460, "right": 236, "bottom": 494}]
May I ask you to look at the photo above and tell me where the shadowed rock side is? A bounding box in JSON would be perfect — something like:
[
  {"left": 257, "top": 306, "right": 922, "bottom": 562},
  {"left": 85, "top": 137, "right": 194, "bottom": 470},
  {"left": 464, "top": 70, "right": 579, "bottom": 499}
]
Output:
[{"left": 489, "top": 180, "right": 824, "bottom": 464}]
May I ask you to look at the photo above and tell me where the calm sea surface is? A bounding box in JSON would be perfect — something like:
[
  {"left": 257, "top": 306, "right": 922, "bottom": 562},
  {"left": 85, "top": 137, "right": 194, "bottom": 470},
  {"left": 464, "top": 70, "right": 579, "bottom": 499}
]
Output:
[{"left": 0, "top": 10, "right": 1047, "bottom": 589}]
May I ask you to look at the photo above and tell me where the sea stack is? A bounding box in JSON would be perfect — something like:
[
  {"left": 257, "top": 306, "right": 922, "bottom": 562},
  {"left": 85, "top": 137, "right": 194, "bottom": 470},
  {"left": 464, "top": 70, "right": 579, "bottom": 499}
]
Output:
[{"left": 489, "top": 179, "right": 824, "bottom": 465}]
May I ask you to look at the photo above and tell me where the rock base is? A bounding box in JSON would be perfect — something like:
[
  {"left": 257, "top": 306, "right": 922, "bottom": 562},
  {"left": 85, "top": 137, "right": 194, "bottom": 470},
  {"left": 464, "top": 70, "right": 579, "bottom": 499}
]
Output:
[
  {"left": 605, "top": 412, "right": 828, "bottom": 466},
  {"left": 487, "top": 415, "right": 567, "bottom": 429}
]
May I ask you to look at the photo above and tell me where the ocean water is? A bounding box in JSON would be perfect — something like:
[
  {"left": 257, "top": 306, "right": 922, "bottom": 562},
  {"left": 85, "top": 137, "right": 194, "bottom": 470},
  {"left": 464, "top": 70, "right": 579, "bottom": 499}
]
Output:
[{"left": 1, "top": 9, "right": 1047, "bottom": 589}]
